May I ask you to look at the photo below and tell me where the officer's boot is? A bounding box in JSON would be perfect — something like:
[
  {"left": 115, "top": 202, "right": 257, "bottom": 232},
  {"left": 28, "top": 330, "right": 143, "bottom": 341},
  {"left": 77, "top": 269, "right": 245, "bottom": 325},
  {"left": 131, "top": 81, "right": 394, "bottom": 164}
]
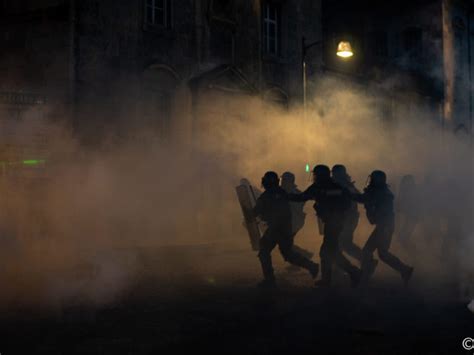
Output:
[
  {"left": 286, "top": 252, "right": 319, "bottom": 279},
  {"left": 349, "top": 268, "right": 362, "bottom": 288},
  {"left": 401, "top": 266, "right": 414, "bottom": 286},
  {"left": 315, "top": 258, "right": 332, "bottom": 287},
  {"left": 359, "top": 252, "right": 376, "bottom": 288},
  {"left": 258, "top": 250, "right": 276, "bottom": 288}
]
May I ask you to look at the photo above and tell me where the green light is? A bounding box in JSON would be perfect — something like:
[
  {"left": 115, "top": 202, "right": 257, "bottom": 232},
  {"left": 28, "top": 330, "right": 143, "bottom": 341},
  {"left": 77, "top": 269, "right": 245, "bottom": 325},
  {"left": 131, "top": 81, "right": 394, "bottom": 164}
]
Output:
[
  {"left": 305, "top": 163, "right": 310, "bottom": 173},
  {"left": 22, "top": 159, "right": 46, "bottom": 165}
]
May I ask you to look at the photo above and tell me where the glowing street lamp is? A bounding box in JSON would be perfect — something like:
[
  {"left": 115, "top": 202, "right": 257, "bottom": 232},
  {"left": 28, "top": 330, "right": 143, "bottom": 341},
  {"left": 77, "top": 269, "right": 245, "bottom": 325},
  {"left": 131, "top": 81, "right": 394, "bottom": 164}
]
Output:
[{"left": 336, "top": 41, "right": 354, "bottom": 58}]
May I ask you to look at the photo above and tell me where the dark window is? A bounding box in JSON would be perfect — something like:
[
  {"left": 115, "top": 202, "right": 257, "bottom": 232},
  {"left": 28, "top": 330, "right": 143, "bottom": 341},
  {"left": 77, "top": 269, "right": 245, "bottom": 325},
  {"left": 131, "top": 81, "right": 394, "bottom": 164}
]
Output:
[
  {"left": 146, "top": 0, "right": 172, "bottom": 28},
  {"left": 402, "top": 27, "right": 422, "bottom": 57},
  {"left": 209, "top": 0, "right": 236, "bottom": 60},
  {"left": 262, "top": 2, "right": 280, "bottom": 55}
]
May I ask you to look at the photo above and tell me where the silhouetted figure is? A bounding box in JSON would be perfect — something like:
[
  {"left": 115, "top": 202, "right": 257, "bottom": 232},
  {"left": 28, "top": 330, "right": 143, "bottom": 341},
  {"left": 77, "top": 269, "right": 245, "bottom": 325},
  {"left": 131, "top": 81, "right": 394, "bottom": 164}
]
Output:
[
  {"left": 253, "top": 171, "right": 319, "bottom": 288},
  {"left": 280, "top": 172, "right": 313, "bottom": 260},
  {"left": 420, "top": 173, "right": 443, "bottom": 243},
  {"left": 331, "top": 165, "right": 363, "bottom": 262},
  {"left": 397, "top": 175, "right": 420, "bottom": 251},
  {"left": 354, "top": 170, "right": 414, "bottom": 286},
  {"left": 289, "top": 165, "right": 361, "bottom": 288}
]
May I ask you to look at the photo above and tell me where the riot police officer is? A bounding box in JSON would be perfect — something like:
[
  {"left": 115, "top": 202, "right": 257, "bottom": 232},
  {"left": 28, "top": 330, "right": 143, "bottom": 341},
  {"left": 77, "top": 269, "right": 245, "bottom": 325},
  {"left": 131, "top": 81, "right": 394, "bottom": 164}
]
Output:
[
  {"left": 280, "top": 171, "right": 313, "bottom": 260},
  {"left": 331, "top": 165, "right": 363, "bottom": 262},
  {"left": 289, "top": 165, "right": 361, "bottom": 288},
  {"left": 354, "top": 170, "right": 414, "bottom": 286},
  {"left": 254, "top": 171, "right": 319, "bottom": 288}
]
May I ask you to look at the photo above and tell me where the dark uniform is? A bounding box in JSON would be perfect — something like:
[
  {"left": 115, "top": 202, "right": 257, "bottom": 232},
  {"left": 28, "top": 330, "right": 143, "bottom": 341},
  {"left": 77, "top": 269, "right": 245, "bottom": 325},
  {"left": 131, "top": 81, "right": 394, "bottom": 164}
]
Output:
[
  {"left": 332, "top": 165, "right": 363, "bottom": 262},
  {"left": 254, "top": 172, "right": 319, "bottom": 287},
  {"left": 354, "top": 171, "right": 414, "bottom": 285},
  {"left": 289, "top": 165, "right": 360, "bottom": 287},
  {"left": 280, "top": 172, "right": 313, "bottom": 260}
]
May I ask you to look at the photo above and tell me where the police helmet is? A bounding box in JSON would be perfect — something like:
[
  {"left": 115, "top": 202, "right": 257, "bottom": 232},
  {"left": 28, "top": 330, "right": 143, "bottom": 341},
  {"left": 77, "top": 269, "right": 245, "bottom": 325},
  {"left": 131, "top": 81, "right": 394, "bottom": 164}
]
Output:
[
  {"left": 261, "top": 171, "right": 279, "bottom": 189},
  {"left": 312, "top": 165, "right": 331, "bottom": 180},
  {"left": 369, "top": 170, "right": 387, "bottom": 187},
  {"left": 331, "top": 164, "right": 348, "bottom": 180},
  {"left": 281, "top": 171, "right": 295, "bottom": 184}
]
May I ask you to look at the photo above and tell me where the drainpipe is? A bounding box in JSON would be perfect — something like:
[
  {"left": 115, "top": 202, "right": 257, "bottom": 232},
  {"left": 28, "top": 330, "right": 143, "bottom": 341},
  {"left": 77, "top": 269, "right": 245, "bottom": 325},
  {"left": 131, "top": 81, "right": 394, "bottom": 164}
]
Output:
[
  {"left": 69, "top": 0, "right": 76, "bottom": 134},
  {"left": 257, "top": 0, "right": 263, "bottom": 94},
  {"left": 191, "top": 0, "right": 203, "bottom": 144},
  {"left": 195, "top": 0, "right": 203, "bottom": 68}
]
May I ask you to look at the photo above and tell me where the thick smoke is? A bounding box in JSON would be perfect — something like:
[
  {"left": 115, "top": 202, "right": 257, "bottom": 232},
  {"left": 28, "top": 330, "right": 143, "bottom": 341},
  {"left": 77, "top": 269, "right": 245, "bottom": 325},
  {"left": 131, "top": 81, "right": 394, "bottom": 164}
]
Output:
[{"left": 0, "top": 75, "right": 472, "bottom": 311}]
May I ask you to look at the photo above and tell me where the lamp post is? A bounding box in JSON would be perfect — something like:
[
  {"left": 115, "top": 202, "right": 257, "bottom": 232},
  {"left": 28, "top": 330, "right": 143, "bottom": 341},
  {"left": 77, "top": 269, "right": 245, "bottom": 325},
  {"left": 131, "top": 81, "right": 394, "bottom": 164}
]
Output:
[
  {"left": 302, "top": 38, "right": 354, "bottom": 173},
  {"left": 302, "top": 38, "right": 353, "bottom": 117}
]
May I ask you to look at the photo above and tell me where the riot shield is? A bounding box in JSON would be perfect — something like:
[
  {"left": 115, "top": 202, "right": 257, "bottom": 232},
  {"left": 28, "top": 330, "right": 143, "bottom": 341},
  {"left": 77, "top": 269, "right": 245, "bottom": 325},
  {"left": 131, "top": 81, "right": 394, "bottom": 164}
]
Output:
[{"left": 235, "top": 183, "right": 262, "bottom": 250}]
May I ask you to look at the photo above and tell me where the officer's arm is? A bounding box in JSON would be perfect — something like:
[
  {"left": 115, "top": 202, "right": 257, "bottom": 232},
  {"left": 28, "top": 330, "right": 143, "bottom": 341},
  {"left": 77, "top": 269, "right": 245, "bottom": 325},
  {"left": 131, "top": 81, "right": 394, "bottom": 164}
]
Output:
[
  {"left": 288, "top": 185, "right": 314, "bottom": 202},
  {"left": 349, "top": 184, "right": 362, "bottom": 195},
  {"left": 352, "top": 192, "right": 365, "bottom": 204}
]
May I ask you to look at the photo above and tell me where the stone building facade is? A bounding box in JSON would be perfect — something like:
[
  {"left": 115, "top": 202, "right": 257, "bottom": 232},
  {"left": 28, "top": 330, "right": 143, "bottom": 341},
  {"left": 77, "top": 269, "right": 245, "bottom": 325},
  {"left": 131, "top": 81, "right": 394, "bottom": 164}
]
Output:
[{"left": 0, "top": 0, "right": 322, "bottom": 148}]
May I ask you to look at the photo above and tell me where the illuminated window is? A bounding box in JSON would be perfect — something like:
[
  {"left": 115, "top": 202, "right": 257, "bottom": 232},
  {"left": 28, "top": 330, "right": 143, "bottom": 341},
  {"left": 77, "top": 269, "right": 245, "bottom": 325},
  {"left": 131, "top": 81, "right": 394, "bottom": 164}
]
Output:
[
  {"left": 146, "top": 0, "right": 172, "bottom": 28},
  {"left": 262, "top": 3, "right": 280, "bottom": 55}
]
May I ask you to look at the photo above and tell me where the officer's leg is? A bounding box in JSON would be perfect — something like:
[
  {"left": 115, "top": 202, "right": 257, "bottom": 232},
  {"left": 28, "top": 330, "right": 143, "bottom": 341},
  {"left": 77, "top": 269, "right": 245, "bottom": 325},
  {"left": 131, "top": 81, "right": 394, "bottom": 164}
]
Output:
[
  {"left": 318, "top": 220, "right": 340, "bottom": 285},
  {"left": 360, "top": 227, "right": 379, "bottom": 284},
  {"left": 258, "top": 229, "right": 278, "bottom": 282},
  {"left": 340, "top": 214, "right": 363, "bottom": 262},
  {"left": 377, "top": 223, "right": 411, "bottom": 275},
  {"left": 292, "top": 243, "right": 314, "bottom": 260},
  {"left": 279, "top": 235, "right": 318, "bottom": 277},
  {"left": 291, "top": 226, "right": 314, "bottom": 259},
  {"left": 332, "top": 217, "right": 361, "bottom": 286},
  {"left": 334, "top": 250, "right": 360, "bottom": 282}
]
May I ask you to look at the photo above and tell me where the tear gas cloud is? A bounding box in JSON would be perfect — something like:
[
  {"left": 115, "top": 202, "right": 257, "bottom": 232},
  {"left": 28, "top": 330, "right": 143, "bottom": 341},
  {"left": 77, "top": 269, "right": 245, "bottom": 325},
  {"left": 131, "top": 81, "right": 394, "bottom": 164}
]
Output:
[{"left": 0, "top": 76, "right": 472, "bottom": 310}]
